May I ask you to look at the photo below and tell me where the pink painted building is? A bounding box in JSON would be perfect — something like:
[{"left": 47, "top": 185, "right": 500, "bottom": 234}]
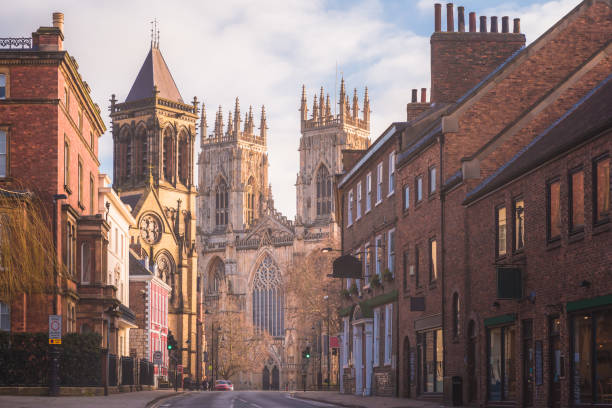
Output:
[{"left": 129, "top": 249, "right": 171, "bottom": 380}]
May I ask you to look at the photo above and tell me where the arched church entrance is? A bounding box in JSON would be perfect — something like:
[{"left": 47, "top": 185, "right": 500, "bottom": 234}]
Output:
[
  {"left": 271, "top": 365, "right": 280, "bottom": 390},
  {"left": 262, "top": 366, "right": 270, "bottom": 390}
]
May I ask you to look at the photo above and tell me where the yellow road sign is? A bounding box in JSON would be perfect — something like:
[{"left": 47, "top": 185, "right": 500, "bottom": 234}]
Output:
[{"left": 49, "top": 339, "right": 62, "bottom": 345}]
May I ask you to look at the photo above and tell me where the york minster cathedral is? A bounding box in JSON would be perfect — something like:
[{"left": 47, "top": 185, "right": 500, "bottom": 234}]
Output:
[{"left": 197, "top": 82, "right": 371, "bottom": 390}]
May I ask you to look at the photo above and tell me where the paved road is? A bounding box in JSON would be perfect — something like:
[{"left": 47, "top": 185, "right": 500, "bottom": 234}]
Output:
[{"left": 155, "top": 391, "right": 340, "bottom": 408}]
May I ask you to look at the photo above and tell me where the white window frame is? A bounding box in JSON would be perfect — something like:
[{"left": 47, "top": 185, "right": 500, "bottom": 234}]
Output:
[
  {"left": 347, "top": 189, "right": 353, "bottom": 226},
  {"left": 384, "top": 303, "right": 393, "bottom": 365},
  {"left": 356, "top": 182, "right": 362, "bottom": 220},
  {"left": 373, "top": 308, "right": 381, "bottom": 366},
  {"left": 0, "top": 73, "right": 6, "bottom": 100},
  {"left": 366, "top": 173, "right": 372, "bottom": 212},
  {"left": 388, "top": 229, "right": 395, "bottom": 277},
  {"left": 376, "top": 162, "right": 383, "bottom": 205},
  {"left": 417, "top": 176, "right": 423, "bottom": 202},
  {"left": 388, "top": 151, "right": 395, "bottom": 196},
  {"left": 375, "top": 235, "right": 383, "bottom": 276},
  {"left": 346, "top": 277, "right": 352, "bottom": 290},
  {"left": 404, "top": 185, "right": 410, "bottom": 211},
  {"left": 343, "top": 317, "right": 349, "bottom": 368},
  {"left": 429, "top": 166, "right": 437, "bottom": 194}
]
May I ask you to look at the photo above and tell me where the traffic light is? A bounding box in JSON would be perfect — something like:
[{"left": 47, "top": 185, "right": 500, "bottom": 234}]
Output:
[
  {"left": 167, "top": 332, "right": 178, "bottom": 351},
  {"left": 305, "top": 346, "right": 311, "bottom": 359}
]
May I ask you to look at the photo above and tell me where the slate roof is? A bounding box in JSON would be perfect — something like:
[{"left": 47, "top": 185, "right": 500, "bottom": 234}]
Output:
[
  {"left": 129, "top": 252, "right": 153, "bottom": 276},
  {"left": 120, "top": 194, "right": 142, "bottom": 214},
  {"left": 125, "top": 46, "right": 184, "bottom": 103},
  {"left": 464, "top": 74, "right": 612, "bottom": 205}
]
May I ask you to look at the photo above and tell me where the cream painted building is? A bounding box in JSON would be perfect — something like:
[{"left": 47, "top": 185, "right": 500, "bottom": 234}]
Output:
[
  {"left": 197, "top": 80, "right": 370, "bottom": 390},
  {"left": 98, "top": 174, "right": 138, "bottom": 356}
]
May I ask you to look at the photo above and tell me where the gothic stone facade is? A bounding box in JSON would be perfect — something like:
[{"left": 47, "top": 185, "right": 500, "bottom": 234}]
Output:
[{"left": 197, "top": 82, "right": 370, "bottom": 390}]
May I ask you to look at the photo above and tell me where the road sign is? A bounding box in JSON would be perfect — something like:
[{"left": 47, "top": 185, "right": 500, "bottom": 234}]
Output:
[
  {"left": 49, "top": 339, "right": 62, "bottom": 345},
  {"left": 177, "top": 364, "right": 183, "bottom": 373},
  {"left": 49, "top": 315, "right": 61, "bottom": 340},
  {"left": 153, "top": 351, "right": 162, "bottom": 364}
]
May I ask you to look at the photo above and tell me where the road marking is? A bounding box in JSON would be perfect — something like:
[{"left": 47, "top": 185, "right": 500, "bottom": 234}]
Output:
[{"left": 250, "top": 403, "right": 262, "bottom": 408}]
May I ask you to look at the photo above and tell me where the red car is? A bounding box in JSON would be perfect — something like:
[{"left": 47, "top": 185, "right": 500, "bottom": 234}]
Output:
[{"left": 214, "top": 380, "right": 233, "bottom": 391}]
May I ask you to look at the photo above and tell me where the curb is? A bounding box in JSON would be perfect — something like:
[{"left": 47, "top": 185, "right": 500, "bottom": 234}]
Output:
[
  {"left": 145, "top": 391, "right": 186, "bottom": 408},
  {"left": 291, "top": 392, "right": 366, "bottom": 408}
]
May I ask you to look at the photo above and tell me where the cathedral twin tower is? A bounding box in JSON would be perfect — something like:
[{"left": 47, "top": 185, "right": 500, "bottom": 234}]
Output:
[{"left": 112, "top": 40, "right": 371, "bottom": 388}]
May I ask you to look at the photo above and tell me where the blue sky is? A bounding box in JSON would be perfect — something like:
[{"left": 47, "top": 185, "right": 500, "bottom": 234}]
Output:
[{"left": 1, "top": 0, "right": 581, "bottom": 218}]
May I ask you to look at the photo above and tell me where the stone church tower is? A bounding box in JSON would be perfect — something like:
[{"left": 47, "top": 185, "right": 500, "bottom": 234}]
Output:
[
  {"left": 197, "top": 81, "right": 371, "bottom": 391},
  {"left": 296, "top": 79, "right": 371, "bottom": 230},
  {"left": 110, "top": 41, "right": 201, "bottom": 379}
]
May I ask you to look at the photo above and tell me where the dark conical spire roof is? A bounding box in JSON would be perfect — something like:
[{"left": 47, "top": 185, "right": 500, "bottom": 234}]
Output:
[{"left": 125, "top": 45, "right": 183, "bottom": 103}]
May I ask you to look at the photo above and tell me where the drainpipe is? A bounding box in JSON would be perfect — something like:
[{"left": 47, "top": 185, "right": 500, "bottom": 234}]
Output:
[{"left": 439, "top": 131, "right": 447, "bottom": 391}]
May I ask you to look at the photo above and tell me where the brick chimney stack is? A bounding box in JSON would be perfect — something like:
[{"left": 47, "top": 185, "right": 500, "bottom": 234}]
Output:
[
  {"left": 430, "top": 4, "right": 525, "bottom": 103},
  {"left": 32, "top": 12, "right": 64, "bottom": 51}
]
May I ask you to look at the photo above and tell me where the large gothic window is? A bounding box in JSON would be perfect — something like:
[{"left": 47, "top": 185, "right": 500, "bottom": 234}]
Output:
[
  {"left": 136, "top": 126, "right": 148, "bottom": 181},
  {"left": 178, "top": 131, "right": 189, "bottom": 185},
  {"left": 163, "top": 128, "right": 174, "bottom": 181},
  {"left": 208, "top": 260, "right": 224, "bottom": 294},
  {"left": 316, "top": 166, "right": 332, "bottom": 216},
  {"left": 252, "top": 255, "right": 284, "bottom": 337},
  {"left": 245, "top": 177, "right": 255, "bottom": 227},
  {"left": 215, "top": 179, "right": 229, "bottom": 227}
]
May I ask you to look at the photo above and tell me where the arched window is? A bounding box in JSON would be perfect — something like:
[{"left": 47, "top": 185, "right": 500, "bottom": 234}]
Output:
[
  {"left": 136, "top": 126, "right": 148, "bottom": 181},
  {"left": 178, "top": 131, "right": 189, "bottom": 185},
  {"left": 163, "top": 128, "right": 174, "bottom": 181},
  {"left": 316, "top": 166, "right": 332, "bottom": 216},
  {"left": 215, "top": 179, "right": 229, "bottom": 227},
  {"left": 208, "top": 260, "right": 224, "bottom": 294},
  {"left": 252, "top": 255, "right": 284, "bottom": 337},
  {"left": 81, "top": 241, "right": 91, "bottom": 284},
  {"left": 246, "top": 177, "right": 255, "bottom": 227},
  {"left": 452, "top": 292, "right": 460, "bottom": 337}
]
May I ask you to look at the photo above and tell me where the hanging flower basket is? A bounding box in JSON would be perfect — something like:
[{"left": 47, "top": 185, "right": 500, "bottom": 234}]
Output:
[
  {"left": 370, "top": 274, "right": 381, "bottom": 288},
  {"left": 382, "top": 268, "right": 394, "bottom": 282}
]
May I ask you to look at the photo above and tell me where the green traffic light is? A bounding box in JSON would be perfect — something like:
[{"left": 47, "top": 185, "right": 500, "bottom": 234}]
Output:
[{"left": 306, "top": 353, "right": 310, "bottom": 358}]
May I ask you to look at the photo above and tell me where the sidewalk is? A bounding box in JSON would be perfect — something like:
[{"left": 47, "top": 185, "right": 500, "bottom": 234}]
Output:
[
  {"left": 0, "top": 390, "right": 182, "bottom": 408},
  {"left": 292, "top": 391, "right": 446, "bottom": 408}
]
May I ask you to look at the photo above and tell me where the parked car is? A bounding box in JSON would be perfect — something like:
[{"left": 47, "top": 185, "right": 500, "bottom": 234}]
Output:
[{"left": 215, "top": 380, "right": 233, "bottom": 391}]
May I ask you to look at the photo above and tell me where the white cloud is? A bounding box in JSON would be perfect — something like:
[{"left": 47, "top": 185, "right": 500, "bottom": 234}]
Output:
[{"left": 0, "top": 0, "right": 581, "bottom": 218}]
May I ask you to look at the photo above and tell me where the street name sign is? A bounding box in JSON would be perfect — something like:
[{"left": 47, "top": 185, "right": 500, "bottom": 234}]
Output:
[{"left": 49, "top": 315, "right": 61, "bottom": 345}]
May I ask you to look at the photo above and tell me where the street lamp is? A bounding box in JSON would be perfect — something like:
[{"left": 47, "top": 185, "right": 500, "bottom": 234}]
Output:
[
  {"left": 49, "top": 193, "right": 66, "bottom": 397},
  {"left": 324, "top": 295, "right": 331, "bottom": 390}
]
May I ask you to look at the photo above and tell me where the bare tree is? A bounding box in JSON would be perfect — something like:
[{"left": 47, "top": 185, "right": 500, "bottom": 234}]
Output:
[{"left": 0, "top": 187, "right": 58, "bottom": 302}]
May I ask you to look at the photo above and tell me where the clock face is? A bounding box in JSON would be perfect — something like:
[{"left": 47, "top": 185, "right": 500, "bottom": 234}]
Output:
[{"left": 139, "top": 214, "right": 161, "bottom": 244}]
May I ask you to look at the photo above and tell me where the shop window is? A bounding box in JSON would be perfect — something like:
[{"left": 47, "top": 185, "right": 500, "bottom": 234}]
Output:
[
  {"left": 419, "top": 328, "right": 443, "bottom": 393},
  {"left": 570, "top": 168, "right": 585, "bottom": 233},
  {"left": 572, "top": 310, "right": 612, "bottom": 404},
  {"left": 513, "top": 198, "right": 525, "bottom": 251},
  {"left": 547, "top": 179, "right": 561, "bottom": 241},
  {"left": 496, "top": 206, "right": 507, "bottom": 257},
  {"left": 488, "top": 325, "right": 516, "bottom": 401},
  {"left": 594, "top": 155, "right": 610, "bottom": 224}
]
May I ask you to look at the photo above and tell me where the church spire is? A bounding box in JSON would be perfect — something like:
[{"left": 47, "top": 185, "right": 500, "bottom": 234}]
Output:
[
  {"left": 312, "top": 94, "right": 319, "bottom": 121},
  {"left": 214, "top": 105, "right": 223, "bottom": 138},
  {"left": 319, "top": 87, "right": 325, "bottom": 123},
  {"left": 363, "top": 87, "right": 370, "bottom": 124},
  {"left": 300, "top": 84, "right": 308, "bottom": 124},
  {"left": 226, "top": 110, "right": 234, "bottom": 136},
  {"left": 339, "top": 77, "right": 346, "bottom": 121},
  {"left": 200, "top": 102, "right": 207, "bottom": 144},
  {"left": 325, "top": 94, "right": 331, "bottom": 119},
  {"left": 234, "top": 97, "right": 241, "bottom": 137},
  {"left": 352, "top": 88, "right": 359, "bottom": 119},
  {"left": 260, "top": 105, "right": 267, "bottom": 138}
]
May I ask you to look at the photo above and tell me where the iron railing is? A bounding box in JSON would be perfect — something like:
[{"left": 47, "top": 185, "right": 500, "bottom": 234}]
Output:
[{"left": 0, "top": 37, "right": 33, "bottom": 49}]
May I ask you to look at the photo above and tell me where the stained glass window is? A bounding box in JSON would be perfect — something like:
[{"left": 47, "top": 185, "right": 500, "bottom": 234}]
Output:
[{"left": 252, "top": 255, "right": 284, "bottom": 337}]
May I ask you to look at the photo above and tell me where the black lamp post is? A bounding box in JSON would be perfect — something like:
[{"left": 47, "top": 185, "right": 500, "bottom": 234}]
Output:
[{"left": 49, "top": 193, "right": 66, "bottom": 397}]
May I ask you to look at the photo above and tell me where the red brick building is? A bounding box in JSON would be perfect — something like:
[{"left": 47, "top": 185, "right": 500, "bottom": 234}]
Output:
[
  {"left": 0, "top": 14, "right": 136, "bottom": 358},
  {"left": 336, "top": 118, "right": 403, "bottom": 396},
  {"left": 390, "top": 1, "right": 612, "bottom": 406}
]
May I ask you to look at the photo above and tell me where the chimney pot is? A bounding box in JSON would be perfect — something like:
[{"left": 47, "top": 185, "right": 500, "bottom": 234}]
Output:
[
  {"left": 502, "top": 16, "right": 509, "bottom": 33},
  {"left": 411, "top": 89, "right": 417, "bottom": 103},
  {"left": 469, "top": 12, "right": 476, "bottom": 32},
  {"left": 434, "top": 4, "right": 442, "bottom": 32},
  {"left": 491, "top": 16, "right": 498, "bottom": 33},
  {"left": 480, "top": 16, "right": 487, "bottom": 33},
  {"left": 446, "top": 3, "right": 454, "bottom": 32},
  {"left": 421, "top": 88, "right": 427, "bottom": 103},
  {"left": 458, "top": 6, "right": 465, "bottom": 32},
  {"left": 513, "top": 18, "right": 521, "bottom": 33},
  {"left": 52, "top": 12, "right": 64, "bottom": 33}
]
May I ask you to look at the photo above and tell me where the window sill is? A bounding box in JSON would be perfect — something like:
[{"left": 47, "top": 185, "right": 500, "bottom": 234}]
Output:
[
  {"left": 64, "top": 185, "right": 72, "bottom": 195},
  {"left": 387, "top": 191, "right": 395, "bottom": 198},
  {"left": 375, "top": 200, "right": 382, "bottom": 207},
  {"left": 568, "top": 231, "right": 584, "bottom": 244},
  {"left": 546, "top": 239, "right": 562, "bottom": 251},
  {"left": 495, "top": 254, "right": 508, "bottom": 262},
  {"left": 593, "top": 221, "right": 610, "bottom": 236},
  {"left": 78, "top": 202, "right": 85, "bottom": 211},
  {"left": 429, "top": 281, "right": 437, "bottom": 290}
]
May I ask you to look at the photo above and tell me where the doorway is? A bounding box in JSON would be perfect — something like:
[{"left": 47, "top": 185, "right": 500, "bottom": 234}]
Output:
[
  {"left": 467, "top": 320, "right": 477, "bottom": 402},
  {"left": 549, "top": 317, "right": 562, "bottom": 408},
  {"left": 403, "top": 337, "right": 411, "bottom": 397},
  {"left": 272, "top": 365, "right": 280, "bottom": 390},
  {"left": 262, "top": 366, "right": 270, "bottom": 390}
]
